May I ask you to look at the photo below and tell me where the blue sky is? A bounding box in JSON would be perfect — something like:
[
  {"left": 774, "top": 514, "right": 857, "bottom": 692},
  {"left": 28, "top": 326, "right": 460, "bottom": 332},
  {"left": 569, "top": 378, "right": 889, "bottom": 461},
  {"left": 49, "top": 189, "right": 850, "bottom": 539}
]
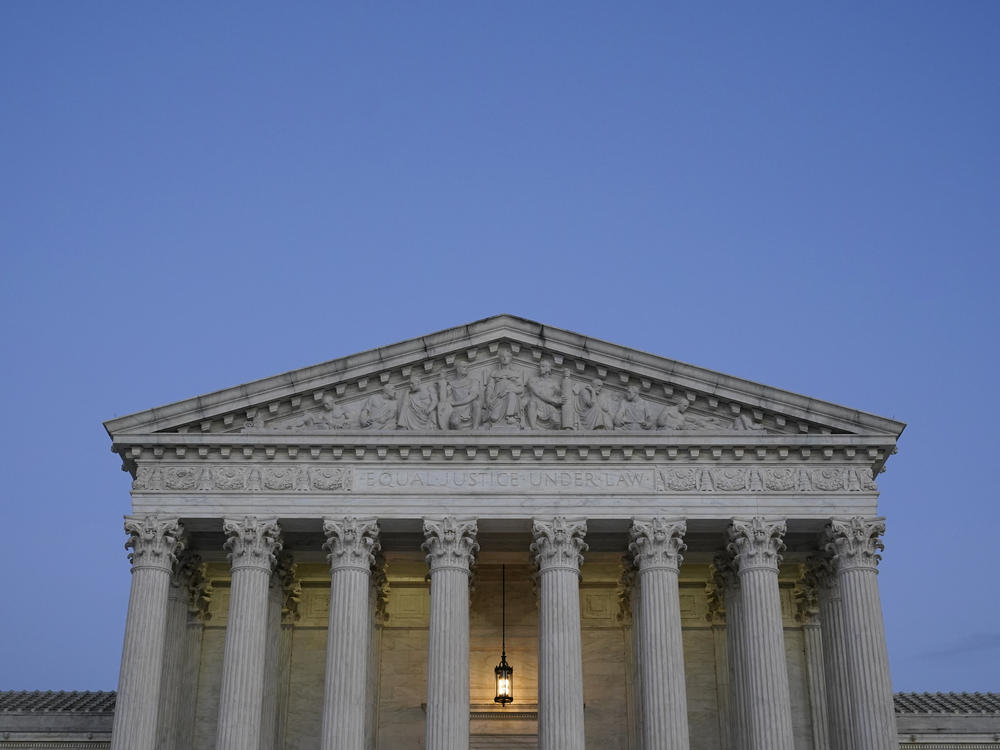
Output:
[{"left": 1, "top": 3, "right": 997, "bottom": 692}]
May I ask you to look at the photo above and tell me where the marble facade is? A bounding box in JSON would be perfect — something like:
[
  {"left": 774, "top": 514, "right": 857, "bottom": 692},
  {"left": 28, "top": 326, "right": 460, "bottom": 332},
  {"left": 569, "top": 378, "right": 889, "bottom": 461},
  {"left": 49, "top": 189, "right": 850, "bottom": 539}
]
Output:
[{"left": 104, "top": 315, "right": 906, "bottom": 750}]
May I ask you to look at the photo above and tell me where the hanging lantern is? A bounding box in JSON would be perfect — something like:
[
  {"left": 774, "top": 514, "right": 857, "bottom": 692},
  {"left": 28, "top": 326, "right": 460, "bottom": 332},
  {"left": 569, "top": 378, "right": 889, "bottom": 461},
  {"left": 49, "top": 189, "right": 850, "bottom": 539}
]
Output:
[{"left": 493, "top": 564, "right": 514, "bottom": 705}]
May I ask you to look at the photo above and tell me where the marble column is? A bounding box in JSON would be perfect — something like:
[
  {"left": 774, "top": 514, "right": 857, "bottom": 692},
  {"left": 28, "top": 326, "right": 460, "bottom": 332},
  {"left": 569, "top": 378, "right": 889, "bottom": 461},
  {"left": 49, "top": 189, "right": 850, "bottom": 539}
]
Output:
[
  {"left": 260, "top": 564, "right": 283, "bottom": 750},
  {"left": 532, "top": 517, "right": 588, "bottom": 750},
  {"left": 320, "top": 518, "right": 381, "bottom": 750},
  {"left": 617, "top": 557, "right": 641, "bottom": 750},
  {"left": 714, "top": 552, "right": 746, "bottom": 750},
  {"left": 110, "top": 515, "right": 184, "bottom": 750},
  {"left": 629, "top": 518, "right": 690, "bottom": 750},
  {"left": 423, "top": 517, "right": 479, "bottom": 750},
  {"left": 275, "top": 557, "right": 301, "bottom": 750},
  {"left": 727, "top": 517, "right": 795, "bottom": 750},
  {"left": 795, "top": 565, "right": 830, "bottom": 750},
  {"left": 825, "top": 517, "right": 896, "bottom": 750},
  {"left": 155, "top": 551, "right": 201, "bottom": 750},
  {"left": 812, "top": 555, "right": 852, "bottom": 750},
  {"left": 706, "top": 561, "right": 732, "bottom": 750},
  {"left": 215, "top": 516, "right": 283, "bottom": 750},
  {"left": 177, "top": 561, "right": 212, "bottom": 750},
  {"left": 366, "top": 555, "right": 389, "bottom": 750}
]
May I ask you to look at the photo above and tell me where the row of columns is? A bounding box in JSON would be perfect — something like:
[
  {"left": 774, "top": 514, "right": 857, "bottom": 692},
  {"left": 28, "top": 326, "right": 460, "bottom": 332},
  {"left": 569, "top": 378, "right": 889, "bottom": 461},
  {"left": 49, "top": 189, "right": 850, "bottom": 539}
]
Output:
[{"left": 110, "top": 513, "right": 895, "bottom": 750}]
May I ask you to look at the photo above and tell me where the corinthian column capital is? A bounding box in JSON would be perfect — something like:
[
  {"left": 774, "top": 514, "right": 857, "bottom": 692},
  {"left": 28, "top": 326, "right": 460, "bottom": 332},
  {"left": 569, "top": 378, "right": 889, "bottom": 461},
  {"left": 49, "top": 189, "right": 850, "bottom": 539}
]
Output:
[
  {"left": 629, "top": 518, "right": 686, "bottom": 572},
  {"left": 531, "top": 517, "right": 588, "bottom": 573},
  {"left": 422, "top": 517, "right": 479, "bottom": 574},
  {"left": 124, "top": 515, "right": 184, "bottom": 571},
  {"left": 323, "top": 518, "right": 380, "bottom": 572},
  {"left": 825, "top": 516, "right": 886, "bottom": 572},
  {"left": 727, "top": 517, "right": 786, "bottom": 572},
  {"left": 223, "top": 516, "right": 282, "bottom": 571}
]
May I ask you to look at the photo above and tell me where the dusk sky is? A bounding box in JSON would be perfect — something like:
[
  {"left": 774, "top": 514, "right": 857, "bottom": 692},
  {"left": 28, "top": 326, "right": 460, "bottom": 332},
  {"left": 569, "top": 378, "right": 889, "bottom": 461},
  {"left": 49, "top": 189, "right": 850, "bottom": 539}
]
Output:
[{"left": 1, "top": 3, "right": 998, "bottom": 692}]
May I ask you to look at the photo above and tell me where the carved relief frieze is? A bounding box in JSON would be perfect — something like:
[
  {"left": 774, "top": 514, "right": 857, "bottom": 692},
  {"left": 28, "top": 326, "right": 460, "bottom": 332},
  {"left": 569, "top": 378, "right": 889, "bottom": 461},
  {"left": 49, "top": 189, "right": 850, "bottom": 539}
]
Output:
[
  {"left": 199, "top": 346, "right": 817, "bottom": 436},
  {"left": 131, "top": 461, "right": 878, "bottom": 495},
  {"left": 134, "top": 464, "right": 353, "bottom": 493},
  {"left": 653, "top": 466, "right": 876, "bottom": 494}
]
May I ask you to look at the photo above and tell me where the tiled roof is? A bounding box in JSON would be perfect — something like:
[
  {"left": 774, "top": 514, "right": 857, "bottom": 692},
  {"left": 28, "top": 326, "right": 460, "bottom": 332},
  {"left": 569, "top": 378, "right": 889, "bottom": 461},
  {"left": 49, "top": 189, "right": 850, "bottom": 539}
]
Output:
[
  {"left": 0, "top": 691, "right": 116, "bottom": 713},
  {"left": 1, "top": 689, "right": 998, "bottom": 716},
  {"left": 894, "top": 692, "right": 1000, "bottom": 714}
]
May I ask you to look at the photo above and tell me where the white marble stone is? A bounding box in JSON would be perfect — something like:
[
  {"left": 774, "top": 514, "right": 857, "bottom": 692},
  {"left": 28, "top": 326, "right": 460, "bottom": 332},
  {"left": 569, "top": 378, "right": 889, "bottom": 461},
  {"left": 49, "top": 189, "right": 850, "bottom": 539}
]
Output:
[
  {"left": 423, "top": 517, "right": 479, "bottom": 750},
  {"left": 110, "top": 516, "right": 184, "bottom": 750},
  {"left": 100, "top": 317, "right": 910, "bottom": 750},
  {"left": 320, "top": 517, "right": 380, "bottom": 750},
  {"left": 215, "top": 516, "right": 283, "bottom": 750},
  {"left": 629, "top": 518, "right": 689, "bottom": 750},
  {"left": 811, "top": 554, "right": 852, "bottom": 750},
  {"left": 728, "top": 517, "right": 795, "bottom": 750},
  {"left": 155, "top": 551, "right": 202, "bottom": 750},
  {"left": 532, "top": 517, "right": 588, "bottom": 750},
  {"left": 366, "top": 555, "right": 388, "bottom": 750},
  {"left": 713, "top": 553, "right": 747, "bottom": 750},
  {"left": 276, "top": 554, "right": 301, "bottom": 750},
  {"left": 826, "top": 517, "right": 897, "bottom": 750}
]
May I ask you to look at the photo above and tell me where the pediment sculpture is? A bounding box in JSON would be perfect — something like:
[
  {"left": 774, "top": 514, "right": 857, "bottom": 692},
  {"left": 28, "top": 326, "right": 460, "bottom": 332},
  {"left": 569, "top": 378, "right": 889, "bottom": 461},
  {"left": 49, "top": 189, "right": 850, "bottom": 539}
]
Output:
[{"left": 241, "top": 353, "right": 771, "bottom": 434}]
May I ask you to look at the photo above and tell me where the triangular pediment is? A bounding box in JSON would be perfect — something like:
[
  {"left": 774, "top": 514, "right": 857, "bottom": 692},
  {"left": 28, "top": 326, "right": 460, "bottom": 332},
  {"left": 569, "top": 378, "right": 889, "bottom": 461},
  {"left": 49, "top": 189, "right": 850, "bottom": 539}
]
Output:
[{"left": 104, "top": 315, "right": 905, "bottom": 441}]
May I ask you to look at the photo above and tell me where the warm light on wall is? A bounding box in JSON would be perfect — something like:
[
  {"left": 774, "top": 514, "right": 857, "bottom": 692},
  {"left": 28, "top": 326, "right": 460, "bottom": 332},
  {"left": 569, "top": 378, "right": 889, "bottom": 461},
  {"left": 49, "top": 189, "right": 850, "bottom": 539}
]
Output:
[{"left": 493, "top": 564, "right": 514, "bottom": 705}]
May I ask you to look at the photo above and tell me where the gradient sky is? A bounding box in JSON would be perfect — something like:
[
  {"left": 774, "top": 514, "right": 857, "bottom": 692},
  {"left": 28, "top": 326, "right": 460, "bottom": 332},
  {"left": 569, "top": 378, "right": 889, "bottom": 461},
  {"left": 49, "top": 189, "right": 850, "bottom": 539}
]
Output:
[{"left": 1, "top": 2, "right": 998, "bottom": 693}]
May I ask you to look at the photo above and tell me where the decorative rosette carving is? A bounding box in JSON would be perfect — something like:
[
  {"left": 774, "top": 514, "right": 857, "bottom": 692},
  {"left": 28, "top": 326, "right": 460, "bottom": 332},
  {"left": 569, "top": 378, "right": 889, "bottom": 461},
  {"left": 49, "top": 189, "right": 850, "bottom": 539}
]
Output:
[
  {"left": 222, "top": 516, "right": 282, "bottom": 571},
  {"left": 727, "top": 517, "right": 786, "bottom": 573},
  {"left": 824, "top": 516, "right": 886, "bottom": 572},
  {"left": 124, "top": 515, "right": 184, "bottom": 571},
  {"left": 628, "top": 518, "right": 687, "bottom": 572},
  {"left": 323, "top": 518, "right": 380, "bottom": 572},
  {"left": 531, "top": 517, "right": 588, "bottom": 573},
  {"left": 422, "top": 517, "right": 479, "bottom": 574}
]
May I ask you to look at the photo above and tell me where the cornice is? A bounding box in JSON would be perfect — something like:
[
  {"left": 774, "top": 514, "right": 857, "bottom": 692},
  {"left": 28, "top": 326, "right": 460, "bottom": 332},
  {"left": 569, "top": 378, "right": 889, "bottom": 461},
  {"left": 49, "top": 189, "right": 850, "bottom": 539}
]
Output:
[{"left": 113, "top": 432, "right": 893, "bottom": 482}]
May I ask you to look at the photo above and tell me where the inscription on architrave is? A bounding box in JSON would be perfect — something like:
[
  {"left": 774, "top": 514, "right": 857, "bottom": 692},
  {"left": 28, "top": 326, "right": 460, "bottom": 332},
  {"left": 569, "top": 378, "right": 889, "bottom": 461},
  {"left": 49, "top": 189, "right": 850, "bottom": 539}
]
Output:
[
  {"left": 355, "top": 468, "right": 654, "bottom": 493},
  {"left": 132, "top": 464, "right": 877, "bottom": 494}
]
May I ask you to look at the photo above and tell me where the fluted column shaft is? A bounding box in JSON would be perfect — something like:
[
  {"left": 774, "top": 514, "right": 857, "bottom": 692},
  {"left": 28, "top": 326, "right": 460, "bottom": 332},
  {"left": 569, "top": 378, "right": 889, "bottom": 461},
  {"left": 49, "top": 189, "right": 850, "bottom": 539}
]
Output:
[
  {"left": 260, "top": 570, "right": 283, "bottom": 750},
  {"left": 715, "top": 555, "right": 746, "bottom": 750},
  {"left": 814, "top": 558, "right": 851, "bottom": 750},
  {"left": 820, "top": 586, "right": 852, "bottom": 750},
  {"left": 216, "top": 517, "right": 282, "bottom": 750},
  {"left": 321, "top": 518, "right": 380, "bottom": 750},
  {"left": 827, "top": 517, "right": 896, "bottom": 750},
  {"left": 630, "top": 518, "right": 690, "bottom": 750},
  {"left": 177, "top": 618, "right": 207, "bottom": 749},
  {"left": 618, "top": 559, "right": 641, "bottom": 750},
  {"left": 711, "top": 622, "right": 731, "bottom": 750},
  {"left": 423, "top": 517, "right": 479, "bottom": 750},
  {"left": 728, "top": 517, "right": 795, "bottom": 750},
  {"left": 366, "top": 558, "right": 388, "bottom": 750},
  {"left": 155, "top": 554, "right": 197, "bottom": 750},
  {"left": 110, "top": 516, "right": 184, "bottom": 750},
  {"left": 177, "top": 562, "right": 211, "bottom": 750},
  {"left": 276, "top": 555, "right": 301, "bottom": 750},
  {"left": 532, "top": 517, "right": 587, "bottom": 750},
  {"left": 803, "top": 622, "right": 830, "bottom": 750}
]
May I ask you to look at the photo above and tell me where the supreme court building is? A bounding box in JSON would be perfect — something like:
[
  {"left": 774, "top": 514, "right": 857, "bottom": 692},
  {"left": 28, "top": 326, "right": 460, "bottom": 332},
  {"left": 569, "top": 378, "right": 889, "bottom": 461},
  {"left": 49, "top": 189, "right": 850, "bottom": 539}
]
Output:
[{"left": 102, "top": 315, "right": 908, "bottom": 750}]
